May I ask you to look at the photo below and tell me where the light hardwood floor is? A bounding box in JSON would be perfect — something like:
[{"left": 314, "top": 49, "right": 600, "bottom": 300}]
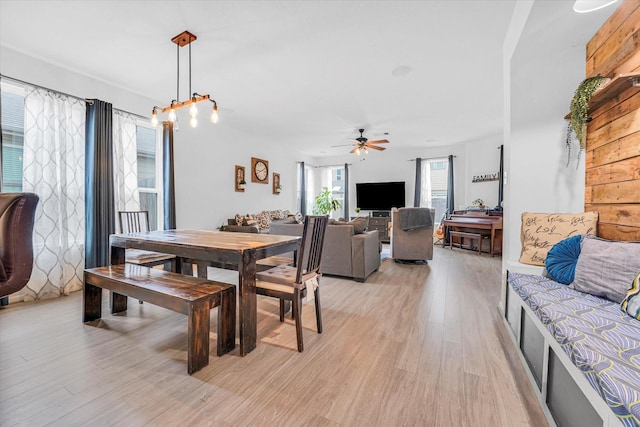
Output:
[{"left": 0, "top": 247, "right": 547, "bottom": 426}]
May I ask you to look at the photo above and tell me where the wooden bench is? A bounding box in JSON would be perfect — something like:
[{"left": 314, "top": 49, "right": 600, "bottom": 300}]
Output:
[
  {"left": 83, "top": 264, "right": 236, "bottom": 374},
  {"left": 449, "top": 231, "right": 483, "bottom": 255}
]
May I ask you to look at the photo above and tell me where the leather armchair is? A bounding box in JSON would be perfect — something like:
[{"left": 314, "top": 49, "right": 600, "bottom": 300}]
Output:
[
  {"left": 391, "top": 207, "right": 434, "bottom": 263},
  {"left": 0, "top": 193, "right": 39, "bottom": 298}
]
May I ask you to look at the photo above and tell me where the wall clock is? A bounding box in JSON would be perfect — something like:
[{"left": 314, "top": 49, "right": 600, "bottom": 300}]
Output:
[{"left": 251, "top": 157, "right": 269, "bottom": 183}]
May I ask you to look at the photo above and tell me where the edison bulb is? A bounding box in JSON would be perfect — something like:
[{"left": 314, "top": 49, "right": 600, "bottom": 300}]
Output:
[
  {"left": 211, "top": 109, "right": 219, "bottom": 124},
  {"left": 168, "top": 108, "right": 177, "bottom": 122},
  {"left": 189, "top": 103, "right": 198, "bottom": 118},
  {"left": 151, "top": 112, "right": 158, "bottom": 127},
  {"left": 190, "top": 116, "right": 198, "bottom": 128}
]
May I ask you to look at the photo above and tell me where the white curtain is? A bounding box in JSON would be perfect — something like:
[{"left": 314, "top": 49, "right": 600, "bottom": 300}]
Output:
[
  {"left": 420, "top": 160, "right": 432, "bottom": 208},
  {"left": 113, "top": 110, "right": 140, "bottom": 231},
  {"left": 21, "top": 87, "right": 86, "bottom": 301}
]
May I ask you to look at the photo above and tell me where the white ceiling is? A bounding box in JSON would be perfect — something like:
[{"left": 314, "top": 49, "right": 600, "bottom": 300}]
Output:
[{"left": 0, "top": 1, "right": 516, "bottom": 156}]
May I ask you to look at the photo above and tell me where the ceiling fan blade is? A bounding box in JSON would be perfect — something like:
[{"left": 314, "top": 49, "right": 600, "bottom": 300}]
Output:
[
  {"left": 366, "top": 139, "right": 389, "bottom": 144},
  {"left": 367, "top": 145, "right": 386, "bottom": 151},
  {"left": 332, "top": 144, "right": 356, "bottom": 148}
]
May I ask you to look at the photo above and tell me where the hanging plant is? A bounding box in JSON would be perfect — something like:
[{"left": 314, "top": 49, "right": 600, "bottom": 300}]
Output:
[{"left": 568, "top": 74, "right": 609, "bottom": 150}]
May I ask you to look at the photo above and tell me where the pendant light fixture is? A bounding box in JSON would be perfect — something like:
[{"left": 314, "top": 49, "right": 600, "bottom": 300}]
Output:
[{"left": 150, "top": 30, "right": 218, "bottom": 128}]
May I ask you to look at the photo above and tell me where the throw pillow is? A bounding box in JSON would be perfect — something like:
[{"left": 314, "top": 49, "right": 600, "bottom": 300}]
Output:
[
  {"left": 571, "top": 235, "right": 640, "bottom": 303},
  {"left": 348, "top": 217, "right": 368, "bottom": 234},
  {"left": 545, "top": 235, "right": 582, "bottom": 285},
  {"left": 255, "top": 211, "right": 271, "bottom": 230},
  {"left": 519, "top": 212, "right": 598, "bottom": 266},
  {"left": 235, "top": 214, "right": 245, "bottom": 226},
  {"left": 621, "top": 272, "right": 640, "bottom": 320},
  {"left": 242, "top": 214, "right": 255, "bottom": 226}
]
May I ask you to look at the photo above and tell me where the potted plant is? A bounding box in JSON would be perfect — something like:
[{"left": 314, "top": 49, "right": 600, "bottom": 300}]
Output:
[
  {"left": 568, "top": 74, "right": 609, "bottom": 150},
  {"left": 238, "top": 179, "right": 246, "bottom": 191},
  {"left": 355, "top": 207, "right": 361, "bottom": 214},
  {"left": 312, "top": 187, "right": 341, "bottom": 215},
  {"left": 274, "top": 183, "right": 282, "bottom": 194}
]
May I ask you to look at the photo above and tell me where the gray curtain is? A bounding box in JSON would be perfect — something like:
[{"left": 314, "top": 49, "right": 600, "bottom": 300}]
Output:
[
  {"left": 413, "top": 157, "right": 421, "bottom": 207},
  {"left": 85, "top": 99, "right": 114, "bottom": 268},
  {"left": 0, "top": 90, "right": 3, "bottom": 192},
  {"left": 498, "top": 144, "right": 504, "bottom": 209},
  {"left": 300, "top": 162, "right": 306, "bottom": 216},
  {"left": 446, "top": 155, "right": 455, "bottom": 216},
  {"left": 162, "top": 121, "right": 176, "bottom": 229},
  {"left": 343, "top": 163, "right": 349, "bottom": 218}
]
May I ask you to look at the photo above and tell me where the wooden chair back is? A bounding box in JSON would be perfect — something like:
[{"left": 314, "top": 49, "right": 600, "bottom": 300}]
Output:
[
  {"left": 295, "top": 215, "right": 329, "bottom": 284},
  {"left": 119, "top": 211, "right": 150, "bottom": 234}
]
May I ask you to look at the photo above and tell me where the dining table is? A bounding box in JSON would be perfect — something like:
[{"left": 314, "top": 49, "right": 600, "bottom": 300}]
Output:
[{"left": 109, "top": 229, "right": 301, "bottom": 356}]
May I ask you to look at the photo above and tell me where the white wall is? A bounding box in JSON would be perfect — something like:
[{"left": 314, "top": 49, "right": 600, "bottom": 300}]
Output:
[
  {"left": 502, "top": 0, "right": 615, "bottom": 264},
  {"left": 172, "top": 123, "right": 305, "bottom": 229},
  {"left": 1, "top": 46, "right": 306, "bottom": 230},
  {"left": 313, "top": 135, "right": 502, "bottom": 219}
]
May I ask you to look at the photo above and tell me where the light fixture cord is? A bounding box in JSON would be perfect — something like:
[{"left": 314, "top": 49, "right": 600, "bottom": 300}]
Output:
[
  {"left": 189, "top": 39, "right": 192, "bottom": 97},
  {"left": 176, "top": 42, "right": 180, "bottom": 102}
]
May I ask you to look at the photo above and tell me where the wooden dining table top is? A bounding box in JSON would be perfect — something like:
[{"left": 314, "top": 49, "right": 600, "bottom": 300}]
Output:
[{"left": 110, "top": 229, "right": 301, "bottom": 254}]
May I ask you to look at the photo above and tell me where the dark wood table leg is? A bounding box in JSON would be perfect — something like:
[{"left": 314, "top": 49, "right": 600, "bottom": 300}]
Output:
[
  {"left": 187, "top": 299, "right": 210, "bottom": 374},
  {"left": 217, "top": 287, "right": 236, "bottom": 356},
  {"left": 83, "top": 282, "right": 102, "bottom": 322},
  {"left": 490, "top": 228, "right": 495, "bottom": 257},
  {"left": 109, "top": 246, "right": 128, "bottom": 314},
  {"left": 238, "top": 249, "right": 257, "bottom": 356}
]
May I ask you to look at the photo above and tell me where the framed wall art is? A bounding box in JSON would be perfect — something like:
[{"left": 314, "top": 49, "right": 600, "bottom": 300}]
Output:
[{"left": 235, "top": 165, "right": 246, "bottom": 192}]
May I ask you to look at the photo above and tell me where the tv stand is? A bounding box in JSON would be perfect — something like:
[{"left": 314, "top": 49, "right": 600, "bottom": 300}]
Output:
[{"left": 368, "top": 212, "right": 390, "bottom": 243}]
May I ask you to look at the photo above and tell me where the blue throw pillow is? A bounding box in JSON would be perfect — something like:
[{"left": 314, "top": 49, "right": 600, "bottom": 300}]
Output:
[{"left": 545, "top": 235, "right": 582, "bottom": 285}]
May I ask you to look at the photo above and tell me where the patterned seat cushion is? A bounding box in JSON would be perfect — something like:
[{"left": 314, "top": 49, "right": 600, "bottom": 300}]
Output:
[
  {"left": 256, "top": 264, "right": 298, "bottom": 286},
  {"left": 509, "top": 273, "right": 640, "bottom": 427}
]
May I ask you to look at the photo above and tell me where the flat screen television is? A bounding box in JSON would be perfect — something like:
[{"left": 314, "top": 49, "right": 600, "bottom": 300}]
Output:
[{"left": 356, "top": 181, "right": 405, "bottom": 211}]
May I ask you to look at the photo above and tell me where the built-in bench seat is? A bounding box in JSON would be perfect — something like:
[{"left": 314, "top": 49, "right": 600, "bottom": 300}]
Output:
[
  {"left": 508, "top": 272, "right": 640, "bottom": 427},
  {"left": 83, "top": 264, "right": 236, "bottom": 374}
]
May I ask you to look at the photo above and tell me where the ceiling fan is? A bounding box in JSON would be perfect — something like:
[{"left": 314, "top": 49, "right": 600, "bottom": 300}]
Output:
[{"left": 332, "top": 129, "right": 389, "bottom": 155}]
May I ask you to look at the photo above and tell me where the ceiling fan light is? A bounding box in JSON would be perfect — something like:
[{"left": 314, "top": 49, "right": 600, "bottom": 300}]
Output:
[
  {"left": 364, "top": 147, "right": 368, "bottom": 154},
  {"left": 356, "top": 148, "right": 361, "bottom": 156}
]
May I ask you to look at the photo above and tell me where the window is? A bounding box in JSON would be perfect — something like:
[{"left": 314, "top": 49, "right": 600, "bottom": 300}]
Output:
[
  {"left": 1, "top": 84, "right": 25, "bottom": 192},
  {"left": 136, "top": 123, "right": 162, "bottom": 230},
  {"left": 420, "top": 158, "right": 448, "bottom": 225},
  {"left": 431, "top": 161, "right": 446, "bottom": 170}
]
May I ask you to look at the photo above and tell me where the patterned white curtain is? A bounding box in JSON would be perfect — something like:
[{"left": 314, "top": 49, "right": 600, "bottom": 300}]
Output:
[
  {"left": 113, "top": 110, "right": 140, "bottom": 231},
  {"left": 22, "top": 87, "right": 85, "bottom": 301},
  {"left": 420, "top": 160, "right": 432, "bottom": 208}
]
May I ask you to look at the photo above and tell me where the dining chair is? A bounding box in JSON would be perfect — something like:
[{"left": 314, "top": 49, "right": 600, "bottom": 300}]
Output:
[
  {"left": 118, "top": 211, "right": 176, "bottom": 271},
  {"left": 255, "top": 215, "right": 329, "bottom": 352}
]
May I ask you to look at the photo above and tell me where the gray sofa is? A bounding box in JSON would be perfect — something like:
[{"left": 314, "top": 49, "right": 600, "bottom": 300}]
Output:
[{"left": 269, "top": 222, "right": 381, "bottom": 282}]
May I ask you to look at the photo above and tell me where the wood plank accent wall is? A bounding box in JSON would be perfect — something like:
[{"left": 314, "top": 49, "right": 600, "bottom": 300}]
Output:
[{"left": 584, "top": 0, "right": 640, "bottom": 241}]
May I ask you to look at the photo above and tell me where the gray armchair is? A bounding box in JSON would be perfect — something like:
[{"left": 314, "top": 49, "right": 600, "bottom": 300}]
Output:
[
  {"left": 0, "top": 193, "right": 39, "bottom": 300},
  {"left": 390, "top": 207, "right": 434, "bottom": 263}
]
